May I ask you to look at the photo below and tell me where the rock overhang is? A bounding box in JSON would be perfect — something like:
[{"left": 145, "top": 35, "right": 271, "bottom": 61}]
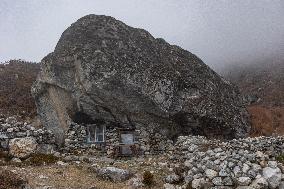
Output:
[{"left": 32, "top": 14, "right": 250, "bottom": 145}]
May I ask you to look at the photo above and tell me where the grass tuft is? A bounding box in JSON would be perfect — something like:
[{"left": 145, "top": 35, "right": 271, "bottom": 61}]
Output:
[
  {"left": 142, "top": 170, "right": 154, "bottom": 186},
  {"left": 26, "top": 153, "right": 59, "bottom": 166}
]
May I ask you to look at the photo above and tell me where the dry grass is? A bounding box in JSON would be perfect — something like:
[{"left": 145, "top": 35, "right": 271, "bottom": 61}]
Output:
[
  {"left": 0, "top": 156, "right": 169, "bottom": 189},
  {"left": 223, "top": 60, "right": 284, "bottom": 138},
  {"left": 0, "top": 170, "right": 28, "bottom": 189},
  {"left": 249, "top": 105, "right": 284, "bottom": 137},
  {"left": 25, "top": 153, "right": 60, "bottom": 166}
]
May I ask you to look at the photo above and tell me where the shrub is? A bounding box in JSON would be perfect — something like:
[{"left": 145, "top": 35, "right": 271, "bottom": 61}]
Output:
[
  {"left": 142, "top": 170, "right": 154, "bottom": 186},
  {"left": 276, "top": 154, "right": 284, "bottom": 163},
  {"left": 185, "top": 183, "right": 193, "bottom": 189},
  {"left": 249, "top": 106, "right": 284, "bottom": 137},
  {"left": 0, "top": 150, "right": 11, "bottom": 161},
  {"left": 0, "top": 170, "right": 28, "bottom": 189},
  {"left": 26, "top": 153, "right": 59, "bottom": 166},
  {"left": 0, "top": 60, "right": 40, "bottom": 119}
]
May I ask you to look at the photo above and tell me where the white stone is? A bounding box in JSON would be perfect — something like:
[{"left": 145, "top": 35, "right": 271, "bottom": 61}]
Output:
[
  {"left": 10, "top": 157, "right": 22, "bottom": 163},
  {"left": 184, "top": 160, "right": 192, "bottom": 168},
  {"left": 39, "top": 175, "right": 49, "bottom": 179},
  {"left": 279, "top": 181, "right": 284, "bottom": 189},
  {"left": 233, "top": 166, "right": 242, "bottom": 177},
  {"left": 56, "top": 161, "right": 68, "bottom": 166},
  {"left": 165, "top": 174, "right": 180, "bottom": 184},
  {"left": 163, "top": 183, "right": 176, "bottom": 189},
  {"left": 205, "top": 169, "right": 218, "bottom": 179},
  {"left": 255, "top": 151, "right": 264, "bottom": 158},
  {"left": 262, "top": 167, "right": 281, "bottom": 189},
  {"left": 268, "top": 161, "right": 278, "bottom": 169},
  {"left": 250, "top": 177, "right": 268, "bottom": 189},
  {"left": 212, "top": 177, "right": 223, "bottom": 186},
  {"left": 236, "top": 187, "right": 254, "bottom": 189},
  {"left": 191, "top": 178, "right": 206, "bottom": 189},
  {"left": 96, "top": 167, "right": 132, "bottom": 182},
  {"left": 128, "top": 175, "right": 144, "bottom": 189},
  {"left": 237, "top": 177, "right": 252, "bottom": 186},
  {"left": 242, "top": 163, "right": 250, "bottom": 173}
]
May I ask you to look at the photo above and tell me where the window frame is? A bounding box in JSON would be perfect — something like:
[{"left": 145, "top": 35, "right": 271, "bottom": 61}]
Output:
[
  {"left": 119, "top": 129, "right": 136, "bottom": 144},
  {"left": 87, "top": 125, "right": 106, "bottom": 143}
]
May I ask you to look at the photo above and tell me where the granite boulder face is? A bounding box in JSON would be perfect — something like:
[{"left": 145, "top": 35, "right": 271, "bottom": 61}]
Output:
[{"left": 32, "top": 14, "right": 250, "bottom": 145}]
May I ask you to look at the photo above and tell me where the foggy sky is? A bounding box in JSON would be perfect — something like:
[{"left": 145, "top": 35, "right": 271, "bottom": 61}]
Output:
[{"left": 0, "top": 0, "right": 283, "bottom": 70}]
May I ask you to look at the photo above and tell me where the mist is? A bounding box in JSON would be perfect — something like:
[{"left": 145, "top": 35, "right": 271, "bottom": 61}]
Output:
[{"left": 0, "top": 0, "right": 283, "bottom": 71}]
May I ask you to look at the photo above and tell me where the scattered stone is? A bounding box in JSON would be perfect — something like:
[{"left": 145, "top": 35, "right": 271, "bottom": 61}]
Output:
[
  {"left": 279, "top": 181, "right": 284, "bottom": 189},
  {"left": 56, "top": 161, "right": 68, "bottom": 166},
  {"left": 223, "top": 177, "right": 233, "bottom": 186},
  {"left": 10, "top": 157, "right": 22, "bottom": 163},
  {"left": 96, "top": 167, "right": 132, "bottom": 182},
  {"left": 165, "top": 174, "right": 181, "bottom": 184},
  {"left": 127, "top": 174, "right": 144, "bottom": 189},
  {"left": 191, "top": 178, "right": 207, "bottom": 189},
  {"left": 237, "top": 177, "right": 252, "bottom": 186},
  {"left": 250, "top": 177, "right": 268, "bottom": 189},
  {"left": 205, "top": 169, "right": 218, "bottom": 179},
  {"left": 164, "top": 183, "right": 176, "bottom": 189},
  {"left": 212, "top": 177, "right": 223, "bottom": 186}
]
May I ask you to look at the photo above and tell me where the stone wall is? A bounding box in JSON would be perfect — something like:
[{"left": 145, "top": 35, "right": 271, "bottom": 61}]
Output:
[
  {"left": 0, "top": 115, "right": 55, "bottom": 151},
  {"left": 0, "top": 115, "right": 174, "bottom": 157},
  {"left": 164, "top": 135, "right": 284, "bottom": 188},
  {"left": 63, "top": 121, "right": 174, "bottom": 156}
]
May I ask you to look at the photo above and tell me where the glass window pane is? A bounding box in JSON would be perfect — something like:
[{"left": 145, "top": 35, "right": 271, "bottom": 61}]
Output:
[
  {"left": 96, "top": 134, "right": 104, "bottom": 142},
  {"left": 96, "top": 125, "right": 104, "bottom": 133},
  {"left": 121, "top": 133, "right": 134, "bottom": 144},
  {"left": 95, "top": 125, "right": 105, "bottom": 142},
  {"left": 88, "top": 125, "right": 96, "bottom": 142}
]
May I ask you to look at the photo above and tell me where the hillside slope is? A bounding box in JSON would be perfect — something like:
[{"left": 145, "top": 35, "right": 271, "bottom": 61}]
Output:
[
  {"left": 0, "top": 58, "right": 283, "bottom": 136},
  {"left": 223, "top": 59, "right": 284, "bottom": 136},
  {"left": 224, "top": 60, "right": 283, "bottom": 106},
  {"left": 0, "top": 60, "right": 40, "bottom": 119}
]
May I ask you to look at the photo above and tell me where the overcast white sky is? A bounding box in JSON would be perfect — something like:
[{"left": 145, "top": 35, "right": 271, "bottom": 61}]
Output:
[{"left": 0, "top": 0, "right": 283, "bottom": 70}]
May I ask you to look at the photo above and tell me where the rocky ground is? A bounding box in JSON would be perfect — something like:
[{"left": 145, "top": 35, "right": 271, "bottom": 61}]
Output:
[
  {"left": 0, "top": 157, "right": 169, "bottom": 189},
  {"left": 1, "top": 115, "right": 284, "bottom": 189}
]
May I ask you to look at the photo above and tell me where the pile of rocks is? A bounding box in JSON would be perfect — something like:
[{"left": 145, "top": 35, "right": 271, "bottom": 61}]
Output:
[
  {"left": 0, "top": 115, "right": 56, "bottom": 158},
  {"left": 165, "top": 135, "right": 284, "bottom": 189}
]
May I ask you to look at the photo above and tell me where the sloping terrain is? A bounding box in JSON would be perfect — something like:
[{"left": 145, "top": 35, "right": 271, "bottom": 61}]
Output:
[
  {"left": 0, "top": 60, "right": 40, "bottom": 119},
  {"left": 223, "top": 59, "right": 284, "bottom": 106},
  {"left": 223, "top": 58, "right": 284, "bottom": 136},
  {"left": 0, "top": 57, "right": 283, "bottom": 137}
]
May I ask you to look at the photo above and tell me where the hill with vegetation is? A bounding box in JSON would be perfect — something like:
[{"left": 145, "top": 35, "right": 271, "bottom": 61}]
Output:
[
  {"left": 223, "top": 58, "right": 284, "bottom": 136},
  {"left": 0, "top": 60, "right": 40, "bottom": 119}
]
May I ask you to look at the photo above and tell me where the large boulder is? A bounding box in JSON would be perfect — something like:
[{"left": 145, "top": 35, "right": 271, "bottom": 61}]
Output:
[
  {"left": 9, "top": 137, "right": 38, "bottom": 158},
  {"left": 262, "top": 162, "right": 282, "bottom": 189},
  {"left": 32, "top": 14, "right": 250, "bottom": 145},
  {"left": 96, "top": 167, "right": 132, "bottom": 182}
]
